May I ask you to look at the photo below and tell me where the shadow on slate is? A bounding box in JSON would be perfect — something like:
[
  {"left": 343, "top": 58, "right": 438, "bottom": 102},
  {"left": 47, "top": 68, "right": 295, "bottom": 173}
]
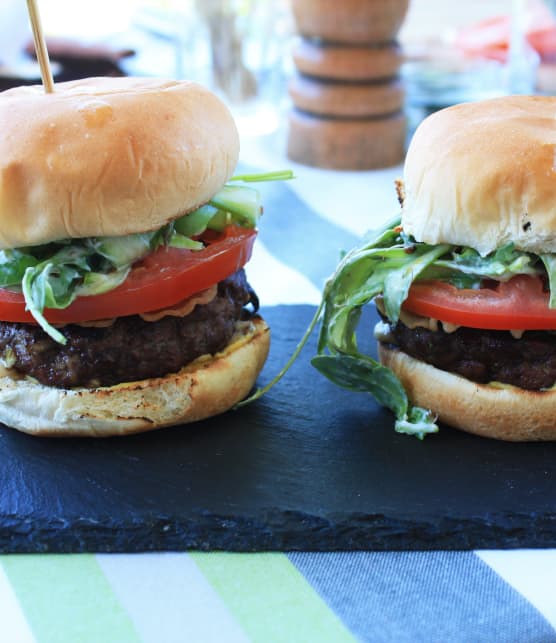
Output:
[{"left": 1, "top": 305, "right": 556, "bottom": 553}]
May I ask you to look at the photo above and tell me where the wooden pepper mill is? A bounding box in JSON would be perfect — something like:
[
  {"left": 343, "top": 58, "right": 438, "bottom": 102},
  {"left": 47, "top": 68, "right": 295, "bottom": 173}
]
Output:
[{"left": 287, "top": 0, "right": 409, "bottom": 170}]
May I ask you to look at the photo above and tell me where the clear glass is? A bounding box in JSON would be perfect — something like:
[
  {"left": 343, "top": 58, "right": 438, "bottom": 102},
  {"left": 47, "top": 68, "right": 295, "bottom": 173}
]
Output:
[
  {"left": 129, "top": 0, "right": 293, "bottom": 136},
  {"left": 190, "top": 0, "right": 293, "bottom": 136}
]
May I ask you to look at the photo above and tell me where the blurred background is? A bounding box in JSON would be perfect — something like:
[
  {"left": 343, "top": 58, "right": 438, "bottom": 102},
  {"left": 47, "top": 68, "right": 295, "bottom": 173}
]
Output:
[{"left": 2, "top": 0, "right": 556, "bottom": 168}]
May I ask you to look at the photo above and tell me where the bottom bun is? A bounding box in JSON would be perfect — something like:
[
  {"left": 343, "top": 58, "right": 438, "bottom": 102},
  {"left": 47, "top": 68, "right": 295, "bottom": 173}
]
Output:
[
  {"left": 378, "top": 343, "right": 556, "bottom": 441},
  {"left": 0, "top": 317, "right": 270, "bottom": 437}
]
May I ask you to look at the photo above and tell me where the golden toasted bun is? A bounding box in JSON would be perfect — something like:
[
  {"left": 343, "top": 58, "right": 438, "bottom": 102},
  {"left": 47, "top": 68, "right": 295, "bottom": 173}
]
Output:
[
  {"left": 0, "top": 317, "right": 269, "bottom": 437},
  {"left": 293, "top": 40, "right": 403, "bottom": 81},
  {"left": 289, "top": 75, "right": 404, "bottom": 118},
  {"left": 0, "top": 77, "right": 239, "bottom": 249},
  {"left": 403, "top": 95, "right": 556, "bottom": 256},
  {"left": 378, "top": 343, "right": 556, "bottom": 441}
]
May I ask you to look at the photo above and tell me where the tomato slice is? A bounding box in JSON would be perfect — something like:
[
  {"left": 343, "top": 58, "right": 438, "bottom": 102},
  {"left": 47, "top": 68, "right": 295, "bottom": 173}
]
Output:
[
  {"left": 402, "top": 275, "right": 556, "bottom": 330},
  {"left": 0, "top": 225, "right": 256, "bottom": 324}
]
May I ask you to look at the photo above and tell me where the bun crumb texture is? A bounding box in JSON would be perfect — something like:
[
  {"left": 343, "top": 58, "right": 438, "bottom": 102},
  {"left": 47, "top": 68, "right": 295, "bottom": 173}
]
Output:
[
  {"left": 0, "top": 77, "right": 239, "bottom": 249},
  {"left": 403, "top": 95, "right": 556, "bottom": 256}
]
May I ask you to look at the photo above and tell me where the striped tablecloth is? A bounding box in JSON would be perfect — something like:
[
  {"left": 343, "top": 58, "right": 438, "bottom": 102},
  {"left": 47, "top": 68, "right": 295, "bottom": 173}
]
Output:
[{"left": 1, "top": 130, "right": 556, "bottom": 642}]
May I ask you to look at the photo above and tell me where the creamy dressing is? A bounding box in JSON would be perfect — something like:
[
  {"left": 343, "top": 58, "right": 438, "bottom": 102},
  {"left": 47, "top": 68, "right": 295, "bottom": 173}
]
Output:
[
  {"left": 374, "top": 297, "right": 527, "bottom": 339},
  {"left": 64, "top": 285, "right": 218, "bottom": 329}
]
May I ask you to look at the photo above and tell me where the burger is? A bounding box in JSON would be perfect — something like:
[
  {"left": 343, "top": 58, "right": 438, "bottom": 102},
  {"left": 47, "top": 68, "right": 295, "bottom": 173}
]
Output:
[
  {"left": 0, "top": 76, "right": 270, "bottom": 437},
  {"left": 310, "top": 95, "right": 556, "bottom": 441}
]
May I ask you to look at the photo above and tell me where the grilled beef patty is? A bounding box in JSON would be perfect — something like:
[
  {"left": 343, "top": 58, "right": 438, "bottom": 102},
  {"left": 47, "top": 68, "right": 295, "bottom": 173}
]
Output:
[
  {"left": 0, "top": 270, "right": 258, "bottom": 389},
  {"left": 384, "top": 320, "right": 556, "bottom": 390}
]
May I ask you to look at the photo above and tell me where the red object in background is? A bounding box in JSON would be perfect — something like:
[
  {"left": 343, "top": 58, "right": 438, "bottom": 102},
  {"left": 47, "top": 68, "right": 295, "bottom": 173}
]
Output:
[
  {"left": 455, "top": 16, "right": 513, "bottom": 62},
  {"left": 455, "top": 2, "right": 556, "bottom": 62}
]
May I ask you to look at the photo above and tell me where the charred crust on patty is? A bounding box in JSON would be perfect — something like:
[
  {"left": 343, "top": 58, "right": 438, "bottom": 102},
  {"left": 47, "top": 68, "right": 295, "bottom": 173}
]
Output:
[
  {"left": 382, "top": 317, "right": 556, "bottom": 390},
  {"left": 0, "top": 270, "right": 257, "bottom": 389}
]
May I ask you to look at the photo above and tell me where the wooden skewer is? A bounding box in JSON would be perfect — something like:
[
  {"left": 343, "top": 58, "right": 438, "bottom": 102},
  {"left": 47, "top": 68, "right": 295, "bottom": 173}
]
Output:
[{"left": 26, "top": 0, "right": 54, "bottom": 93}]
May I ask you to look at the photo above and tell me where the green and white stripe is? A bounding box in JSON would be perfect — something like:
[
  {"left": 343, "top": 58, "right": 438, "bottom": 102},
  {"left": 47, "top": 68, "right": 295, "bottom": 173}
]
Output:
[
  {"left": 0, "top": 564, "right": 35, "bottom": 643},
  {"left": 0, "top": 551, "right": 554, "bottom": 642},
  {"left": 190, "top": 553, "right": 354, "bottom": 643},
  {"left": 0, "top": 553, "right": 354, "bottom": 643},
  {"left": 0, "top": 555, "right": 139, "bottom": 643},
  {"left": 97, "top": 553, "right": 249, "bottom": 643}
]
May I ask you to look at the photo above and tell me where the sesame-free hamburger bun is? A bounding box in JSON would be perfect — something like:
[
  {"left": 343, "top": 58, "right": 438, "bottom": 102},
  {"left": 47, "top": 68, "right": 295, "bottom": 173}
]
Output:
[
  {"left": 0, "top": 77, "right": 239, "bottom": 249},
  {"left": 402, "top": 95, "right": 556, "bottom": 257},
  {"left": 379, "top": 95, "right": 556, "bottom": 440},
  {"left": 379, "top": 343, "right": 556, "bottom": 441},
  {"left": 0, "top": 77, "right": 269, "bottom": 437},
  {"left": 0, "top": 317, "right": 269, "bottom": 437}
]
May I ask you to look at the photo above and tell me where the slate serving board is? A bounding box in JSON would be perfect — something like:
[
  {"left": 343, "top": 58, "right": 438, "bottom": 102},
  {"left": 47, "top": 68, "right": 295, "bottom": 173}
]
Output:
[{"left": 1, "top": 304, "right": 556, "bottom": 553}]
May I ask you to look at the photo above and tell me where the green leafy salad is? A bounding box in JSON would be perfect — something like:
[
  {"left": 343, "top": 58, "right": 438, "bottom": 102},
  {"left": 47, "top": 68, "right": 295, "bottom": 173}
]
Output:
[
  {"left": 1, "top": 170, "right": 292, "bottom": 346},
  {"left": 245, "top": 215, "right": 556, "bottom": 439}
]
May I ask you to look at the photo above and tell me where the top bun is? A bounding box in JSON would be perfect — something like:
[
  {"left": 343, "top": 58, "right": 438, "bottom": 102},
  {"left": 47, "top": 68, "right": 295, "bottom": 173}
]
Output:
[
  {"left": 402, "top": 95, "right": 556, "bottom": 256},
  {"left": 0, "top": 77, "right": 239, "bottom": 249}
]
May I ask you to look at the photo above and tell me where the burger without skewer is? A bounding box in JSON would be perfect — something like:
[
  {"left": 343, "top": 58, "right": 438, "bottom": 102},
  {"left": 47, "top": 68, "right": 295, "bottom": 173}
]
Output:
[
  {"left": 0, "top": 76, "right": 271, "bottom": 437},
  {"left": 310, "top": 95, "right": 556, "bottom": 440}
]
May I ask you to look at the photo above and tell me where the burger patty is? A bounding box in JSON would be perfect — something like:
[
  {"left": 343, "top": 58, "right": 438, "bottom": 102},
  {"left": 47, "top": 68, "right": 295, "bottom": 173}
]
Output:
[
  {"left": 385, "top": 320, "right": 556, "bottom": 390},
  {"left": 0, "top": 270, "right": 258, "bottom": 389}
]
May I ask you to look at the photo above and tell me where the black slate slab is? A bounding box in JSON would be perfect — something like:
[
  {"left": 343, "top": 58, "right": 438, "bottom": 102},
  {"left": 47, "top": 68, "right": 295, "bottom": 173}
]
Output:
[{"left": 1, "top": 304, "right": 556, "bottom": 553}]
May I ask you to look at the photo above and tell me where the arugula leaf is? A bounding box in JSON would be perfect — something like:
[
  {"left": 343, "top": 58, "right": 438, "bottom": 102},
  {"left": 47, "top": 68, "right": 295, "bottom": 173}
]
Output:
[
  {"left": 313, "top": 222, "right": 445, "bottom": 436},
  {"left": 18, "top": 246, "right": 95, "bottom": 343},
  {"left": 431, "top": 243, "right": 538, "bottom": 285},
  {"left": 21, "top": 267, "right": 67, "bottom": 345},
  {"left": 313, "top": 350, "right": 439, "bottom": 440},
  {"left": 39, "top": 263, "right": 81, "bottom": 309},
  {"left": 0, "top": 250, "right": 38, "bottom": 286},
  {"left": 382, "top": 244, "right": 451, "bottom": 322},
  {"left": 311, "top": 353, "right": 410, "bottom": 415}
]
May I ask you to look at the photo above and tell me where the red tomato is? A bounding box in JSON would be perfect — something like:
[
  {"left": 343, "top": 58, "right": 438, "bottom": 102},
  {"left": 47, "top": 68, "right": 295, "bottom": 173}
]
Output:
[
  {"left": 402, "top": 275, "right": 556, "bottom": 330},
  {"left": 0, "top": 225, "right": 257, "bottom": 324}
]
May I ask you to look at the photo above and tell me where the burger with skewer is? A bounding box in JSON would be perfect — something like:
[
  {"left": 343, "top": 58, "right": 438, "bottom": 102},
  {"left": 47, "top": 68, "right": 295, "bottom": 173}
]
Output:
[{"left": 0, "top": 76, "right": 273, "bottom": 437}]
